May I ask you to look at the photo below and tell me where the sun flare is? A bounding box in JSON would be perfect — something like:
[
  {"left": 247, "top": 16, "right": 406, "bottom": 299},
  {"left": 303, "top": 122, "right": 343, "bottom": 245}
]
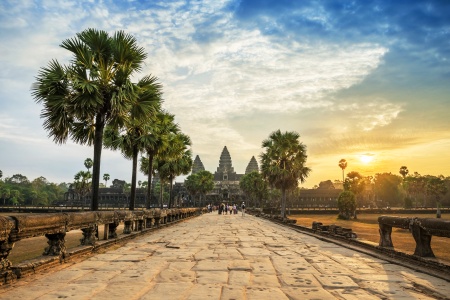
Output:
[{"left": 360, "top": 154, "right": 374, "bottom": 164}]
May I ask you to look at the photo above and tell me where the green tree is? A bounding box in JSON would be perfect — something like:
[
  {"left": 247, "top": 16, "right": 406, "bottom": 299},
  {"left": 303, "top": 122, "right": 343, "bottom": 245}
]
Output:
[
  {"left": 240, "top": 171, "right": 267, "bottom": 208},
  {"left": 260, "top": 130, "right": 311, "bottom": 218},
  {"left": 338, "top": 159, "right": 347, "bottom": 183},
  {"left": 73, "top": 171, "right": 92, "bottom": 206},
  {"left": 337, "top": 190, "right": 356, "bottom": 220},
  {"left": 185, "top": 170, "right": 214, "bottom": 207},
  {"left": 140, "top": 111, "right": 177, "bottom": 209},
  {"left": 104, "top": 75, "right": 162, "bottom": 210},
  {"left": 1, "top": 188, "right": 10, "bottom": 205},
  {"left": 32, "top": 28, "right": 148, "bottom": 211},
  {"left": 154, "top": 132, "right": 193, "bottom": 208},
  {"left": 374, "top": 172, "right": 403, "bottom": 208},
  {"left": 84, "top": 158, "right": 93, "bottom": 173}
]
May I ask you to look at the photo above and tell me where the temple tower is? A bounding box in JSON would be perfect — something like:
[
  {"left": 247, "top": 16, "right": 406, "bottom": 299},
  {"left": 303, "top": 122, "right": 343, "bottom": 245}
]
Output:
[
  {"left": 214, "top": 146, "right": 238, "bottom": 181},
  {"left": 245, "top": 156, "right": 259, "bottom": 174},
  {"left": 191, "top": 155, "right": 205, "bottom": 174}
]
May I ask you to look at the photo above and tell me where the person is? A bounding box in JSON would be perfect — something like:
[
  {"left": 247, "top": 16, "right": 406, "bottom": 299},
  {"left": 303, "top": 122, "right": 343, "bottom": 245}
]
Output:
[{"left": 241, "top": 202, "right": 245, "bottom": 216}]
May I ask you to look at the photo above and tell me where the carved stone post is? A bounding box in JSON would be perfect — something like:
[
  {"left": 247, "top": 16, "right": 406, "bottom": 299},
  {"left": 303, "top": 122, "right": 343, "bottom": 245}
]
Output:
[
  {"left": 43, "top": 232, "right": 67, "bottom": 258},
  {"left": 0, "top": 240, "right": 14, "bottom": 271},
  {"left": 378, "top": 224, "right": 394, "bottom": 247},
  {"left": 108, "top": 223, "right": 119, "bottom": 239},
  {"left": 123, "top": 220, "right": 132, "bottom": 234},
  {"left": 80, "top": 226, "right": 97, "bottom": 245},
  {"left": 411, "top": 222, "right": 434, "bottom": 257}
]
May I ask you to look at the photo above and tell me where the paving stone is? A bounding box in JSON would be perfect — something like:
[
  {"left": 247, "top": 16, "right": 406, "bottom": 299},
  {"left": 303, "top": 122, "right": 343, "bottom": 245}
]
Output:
[
  {"left": 228, "top": 270, "right": 251, "bottom": 286},
  {"left": 314, "top": 274, "right": 359, "bottom": 288},
  {"left": 279, "top": 273, "right": 321, "bottom": 287},
  {"left": 249, "top": 257, "right": 277, "bottom": 274},
  {"left": 140, "top": 282, "right": 194, "bottom": 299},
  {"left": 281, "top": 286, "right": 336, "bottom": 300},
  {"left": 251, "top": 273, "right": 281, "bottom": 287},
  {"left": 185, "top": 284, "right": 222, "bottom": 300},
  {"left": 329, "top": 288, "right": 381, "bottom": 300},
  {"left": 196, "top": 271, "right": 228, "bottom": 284},
  {"left": 193, "top": 260, "right": 230, "bottom": 271},
  {"left": 220, "top": 286, "right": 245, "bottom": 300},
  {"left": 157, "top": 268, "right": 196, "bottom": 283},
  {"left": 245, "top": 287, "right": 290, "bottom": 300}
]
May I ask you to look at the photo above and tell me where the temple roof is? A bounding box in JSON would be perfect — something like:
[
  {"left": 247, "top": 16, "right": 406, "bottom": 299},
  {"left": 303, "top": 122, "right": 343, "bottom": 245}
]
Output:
[
  {"left": 216, "top": 146, "right": 235, "bottom": 174},
  {"left": 191, "top": 155, "right": 205, "bottom": 174},
  {"left": 245, "top": 156, "right": 259, "bottom": 174}
]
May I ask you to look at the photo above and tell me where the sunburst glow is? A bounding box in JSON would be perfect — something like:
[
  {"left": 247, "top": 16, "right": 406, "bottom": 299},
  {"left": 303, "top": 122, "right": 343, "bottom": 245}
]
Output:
[{"left": 360, "top": 154, "right": 374, "bottom": 164}]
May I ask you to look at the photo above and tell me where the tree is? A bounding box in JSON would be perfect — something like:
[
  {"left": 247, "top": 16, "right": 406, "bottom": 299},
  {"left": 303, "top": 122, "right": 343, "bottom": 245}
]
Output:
[
  {"left": 103, "top": 173, "right": 110, "bottom": 187},
  {"left": 84, "top": 158, "right": 93, "bottom": 173},
  {"left": 339, "top": 159, "right": 347, "bottom": 182},
  {"left": 73, "top": 171, "right": 92, "bottom": 206},
  {"left": 337, "top": 190, "right": 356, "bottom": 220},
  {"left": 399, "top": 166, "right": 409, "bottom": 179},
  {"left": 260, "top": 130, "right": 311, "bottom": 218},
  {"left": 153, "top": 132, "right": 193, "bottom": 208},
  {"left": 185, "top": 171, "right": 214, "bottom": 207},
  {"left": 240, "top": 171, "right": 267, "bottom": 208},
  {"left": 140, "top": 111, "right": 177, "bottom": 209},
  {"left": 103, "top": 75, "right": 162, "bottom": 210},
  {"left": 32, "top": 28, "right": 148, "bottom": 211},
  {"left": 426, "top": 175, "right": 448, "bottom": 218},
  {"left": 374, "top": 173, "right": 403, "bottom": 208}
]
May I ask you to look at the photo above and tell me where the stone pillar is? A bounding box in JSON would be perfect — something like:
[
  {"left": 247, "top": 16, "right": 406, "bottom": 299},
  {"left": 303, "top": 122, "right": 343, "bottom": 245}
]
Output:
[
  {"left": 108, "top": 223, "right": 119, "bottom": 239},
  {"left": 80, "top": 226, "right": 97, "bottom": 245},
  {"left": 123, "top": 220, "right": 132, "bottom": 234},
  {"left": 411, "top": 222, "right": 434, "bottom": 257},
  {"left": 378, "top": 224, "right": 393, "bottom": 248},
  {"left": 43, "top": 232, "right": 67, "bottom": 257}
]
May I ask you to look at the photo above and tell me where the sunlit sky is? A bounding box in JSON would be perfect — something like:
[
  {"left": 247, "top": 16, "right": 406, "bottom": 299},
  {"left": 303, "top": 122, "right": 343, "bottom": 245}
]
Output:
[{"left": 1, "top": 0, "right": 449, "bottom": 188}]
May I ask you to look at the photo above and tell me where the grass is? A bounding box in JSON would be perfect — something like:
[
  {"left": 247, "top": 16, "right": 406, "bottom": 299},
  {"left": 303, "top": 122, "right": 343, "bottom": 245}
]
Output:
[{"left": 290, "top": 213, "right": 450, "bottom": 263}]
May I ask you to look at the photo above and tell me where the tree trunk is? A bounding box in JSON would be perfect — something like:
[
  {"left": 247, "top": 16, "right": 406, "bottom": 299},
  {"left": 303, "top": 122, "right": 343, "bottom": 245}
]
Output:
[
  {"left": 146, "top": 153, "right": 154, "bottom": 209},
  {"left": 160, "top": 182, "right": 164, "bottom": 209},
  {"left": 91, "top": 113, "right": 105, "bottom": 211},
  {"left": 129, "top": 146, "right": 138, "bottom": 211},
  {"left": 281, "top": 188, "right": 287, "bottom": 218},
  {"left": 168, "top": 176, "right": 173, "bottom": 208}
]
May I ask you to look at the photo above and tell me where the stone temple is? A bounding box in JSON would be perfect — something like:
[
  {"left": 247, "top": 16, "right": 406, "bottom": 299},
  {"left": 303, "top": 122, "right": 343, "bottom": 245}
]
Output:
[{"left": 190, "top": 146, "right": 259, "bottom": 203}]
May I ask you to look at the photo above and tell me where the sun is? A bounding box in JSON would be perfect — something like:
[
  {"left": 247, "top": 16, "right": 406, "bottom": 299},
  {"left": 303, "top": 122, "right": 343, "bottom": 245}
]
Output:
[{"left": 360, "top": 154, "right": 374, "bottom": 164}]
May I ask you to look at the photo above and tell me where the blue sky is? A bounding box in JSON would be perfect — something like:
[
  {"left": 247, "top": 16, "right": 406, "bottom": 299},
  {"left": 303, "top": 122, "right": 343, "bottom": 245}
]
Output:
[{"left": 0, "top": 0, "right": 449, "bottom": 187}]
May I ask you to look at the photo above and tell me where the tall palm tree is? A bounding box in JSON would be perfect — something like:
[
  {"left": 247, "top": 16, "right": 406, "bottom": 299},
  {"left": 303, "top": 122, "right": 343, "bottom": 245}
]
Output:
[
  {"left": 84, "top": 158, "right": 93, "bottom": 173},
  {"left": 32, "top": 28, "right": 147, "bottom": 211},
  {"left": 139, "top": 111, "right": 178, "bottom": 208},
  {"left": 339, "top": 159, "right": 347, "bottom": 183},
  {"left": 154, "top": 132, "right": 193, "bottom": 208},
  {"left": 103, "top": 75, "right": 162, "bottom": 210},
  {"left": 260, "top": 130, "right": 311, "bottom": 218},
  {"left": 103, "top": 173, "right": 110, "bottom": 187}
]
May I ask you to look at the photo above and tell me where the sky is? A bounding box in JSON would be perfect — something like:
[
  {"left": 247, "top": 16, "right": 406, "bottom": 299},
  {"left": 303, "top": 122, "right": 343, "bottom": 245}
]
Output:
[{"left": 1, "top": 0, "right": 449, "bottom": 188}]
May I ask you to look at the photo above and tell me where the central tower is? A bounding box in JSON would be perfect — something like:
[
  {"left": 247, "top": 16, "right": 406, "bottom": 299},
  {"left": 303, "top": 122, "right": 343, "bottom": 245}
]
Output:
[{"left": 214, "top": 146, "right": 238, "bottom": 181}]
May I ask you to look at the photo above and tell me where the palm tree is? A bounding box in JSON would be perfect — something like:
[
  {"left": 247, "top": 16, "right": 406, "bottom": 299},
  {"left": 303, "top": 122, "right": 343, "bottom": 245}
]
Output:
[
  {"left": 339, "top": 159, "right": 347, "bottom": 182},
  {"left": 260, "top": 130, "right": 311, "bottom": 218},
  {"left": 399, "top": 166, "right": 409, "bottom": 179},
  {"left": 140, "top": 111, "right": 178, "bottom": 209},
  {"left": 104, "top": 75, "right": 162, "bottom": 210},
  {"left": 84, "top": 158, "right": 93, "bottom": 173},
  {"left": 154, "top": 132, "right": 193, "bottom": 208},
  {"left": 32, "top": 28, "right": 147, "bottom": 211},
  {"left": 103, "top": 173, "right": 110, "bottom": 187}
]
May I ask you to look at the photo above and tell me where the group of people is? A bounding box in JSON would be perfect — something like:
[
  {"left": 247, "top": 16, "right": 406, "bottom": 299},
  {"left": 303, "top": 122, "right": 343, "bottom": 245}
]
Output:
[{"left": 206, "top": 202, "right": 246, "bottom": 216}]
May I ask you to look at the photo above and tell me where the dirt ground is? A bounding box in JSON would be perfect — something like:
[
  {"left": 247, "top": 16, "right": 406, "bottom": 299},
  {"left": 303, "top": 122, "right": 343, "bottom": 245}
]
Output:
[{"left": 291, "top": 212, "right": 450, "bottom": 263}]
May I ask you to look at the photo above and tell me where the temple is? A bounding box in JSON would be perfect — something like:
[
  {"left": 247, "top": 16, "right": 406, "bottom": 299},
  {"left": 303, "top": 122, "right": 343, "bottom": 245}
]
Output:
[{"left": 188, "top": 146, "right": 258, "bottom": 203}]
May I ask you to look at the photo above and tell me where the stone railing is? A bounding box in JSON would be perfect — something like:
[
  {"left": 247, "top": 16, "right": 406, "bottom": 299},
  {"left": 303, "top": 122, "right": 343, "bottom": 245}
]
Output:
[
  {"left": 311, "top": 222, "right": 358, "bottom": 238},
  {"left": 378, "top": 215, "right": 450, "bottom": 257},
  {"left": 0, "top": 208, "right": 203, "bottom": 283}
]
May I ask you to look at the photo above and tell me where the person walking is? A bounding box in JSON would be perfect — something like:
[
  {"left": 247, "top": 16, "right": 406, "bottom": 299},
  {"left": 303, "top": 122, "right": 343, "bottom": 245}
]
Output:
[{"left": 241, "top": 202, "right": 245, "bottom": 216}]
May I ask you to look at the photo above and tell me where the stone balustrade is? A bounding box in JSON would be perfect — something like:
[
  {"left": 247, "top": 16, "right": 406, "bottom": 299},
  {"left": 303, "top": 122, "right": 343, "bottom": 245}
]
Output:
[
  {"left": 378, "top": 215, "right": 450, "bottom": 257},
  {"left": 0, "top": 208, "right": 203, "bottom": 282}
]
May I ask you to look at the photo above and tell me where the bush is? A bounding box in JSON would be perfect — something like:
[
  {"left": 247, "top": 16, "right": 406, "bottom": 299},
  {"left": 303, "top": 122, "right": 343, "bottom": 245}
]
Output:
[{"left": 337, "top": 191, "right": 356, "bottom": 220}]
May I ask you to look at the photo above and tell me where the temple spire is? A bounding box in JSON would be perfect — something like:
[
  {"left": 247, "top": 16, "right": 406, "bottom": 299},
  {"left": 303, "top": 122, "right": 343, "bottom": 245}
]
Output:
[
  {"left": 191, "top": 155, "right": 205, "bottom": 174},
  {"left": 245, "top": 156, "right": 259, "bottom": 174}
]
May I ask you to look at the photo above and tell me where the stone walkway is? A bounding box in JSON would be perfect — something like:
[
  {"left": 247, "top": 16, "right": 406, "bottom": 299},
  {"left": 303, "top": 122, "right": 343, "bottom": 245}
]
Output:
[{"left": 1, "top": 213, "right": 449, "bottom": 299}]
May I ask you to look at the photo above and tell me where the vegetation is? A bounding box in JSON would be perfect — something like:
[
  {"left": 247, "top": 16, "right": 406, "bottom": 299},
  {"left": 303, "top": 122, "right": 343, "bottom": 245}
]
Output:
[
  {"left": 260, "top": 130, "right": 310, "bottom": 218},
  {"left": 0, "top": 174, "right": 67, "bottom": 206},
  {"left": 239, "top": 171, "right": 268, "bottom": 208},
  {"left": 337, "top": 190, "right": 356, "bottom": 220},
  {"left": 32, "top": 28, "right": 149, "bottom": 210},
  {"left": 338, "top": 159, "right": 347, "bottom": 182},
  {"left": 185, "top": 171, "right": 214, "bottom": 207}
]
